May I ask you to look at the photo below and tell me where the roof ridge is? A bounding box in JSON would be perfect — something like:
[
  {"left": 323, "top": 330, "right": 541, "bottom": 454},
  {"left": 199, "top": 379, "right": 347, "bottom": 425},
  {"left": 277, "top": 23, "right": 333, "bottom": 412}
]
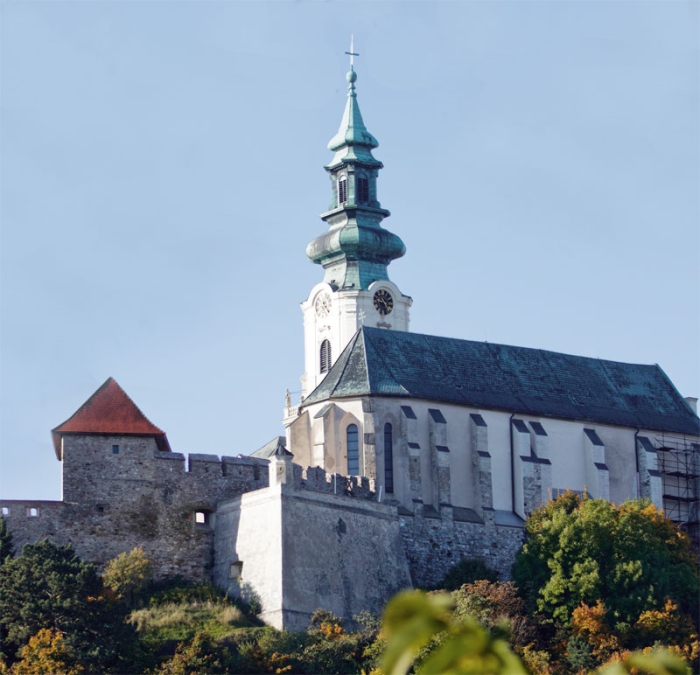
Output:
[{"left": 361, "top": 327, "right": 410, "bottom": 396}]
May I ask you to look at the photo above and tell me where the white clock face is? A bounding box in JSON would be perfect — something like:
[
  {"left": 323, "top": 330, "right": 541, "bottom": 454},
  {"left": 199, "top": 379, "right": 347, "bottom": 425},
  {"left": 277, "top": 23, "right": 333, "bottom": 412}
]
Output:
[{"left": 315, "top": 293, "right": 332, "bottom": 317}]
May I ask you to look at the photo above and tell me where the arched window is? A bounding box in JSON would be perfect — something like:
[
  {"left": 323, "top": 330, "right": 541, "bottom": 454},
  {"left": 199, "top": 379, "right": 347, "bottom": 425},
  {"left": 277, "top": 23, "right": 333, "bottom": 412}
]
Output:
[
  {"left": 357, "top": 177, "right": 369, "bottom": 204},
  {"left": 338, "top": 175, "right": 347, "bottom": 204},
  {"left": 347, "top": 424, "right": 359, "bottom": 475},
  {"left": 384, "top": 423, "right": 394, "bottom": 493},
  {"left": 320, "top": 340, "right": 332, "bottom": 373}
]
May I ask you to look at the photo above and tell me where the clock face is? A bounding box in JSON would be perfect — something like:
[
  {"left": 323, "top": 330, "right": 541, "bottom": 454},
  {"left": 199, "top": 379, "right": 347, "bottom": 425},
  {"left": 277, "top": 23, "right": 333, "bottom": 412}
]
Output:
[
  {"left": 373, "top": 289, "right": 394, "bottom": 316},
  {"left": 315, "top": 293, "right": 332, "bottom": 317}
]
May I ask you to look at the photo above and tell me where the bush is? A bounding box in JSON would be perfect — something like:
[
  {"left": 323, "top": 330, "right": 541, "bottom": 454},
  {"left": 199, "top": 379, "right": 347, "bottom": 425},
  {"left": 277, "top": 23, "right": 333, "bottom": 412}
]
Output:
[{"left": 437, "top": 557, "right": 498, "bottom": 591}]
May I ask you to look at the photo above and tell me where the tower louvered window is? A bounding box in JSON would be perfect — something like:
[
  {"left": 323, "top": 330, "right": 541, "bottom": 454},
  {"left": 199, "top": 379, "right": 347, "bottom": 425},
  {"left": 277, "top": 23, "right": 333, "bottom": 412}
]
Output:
[
  {"left": 320, "top": 339, "right": 332, "bottom": 373},
  {"left": 384, "top": 423, "right": 394, "bottom": 493},
  {"left": 347, "top": 424, "right": 359, "bottom": 475},
  {"left": 338, "top": 176, "right": 347, "bottom": 204},
  {"left": 357, "top": 177, "right": 369, "bottom": 204}
]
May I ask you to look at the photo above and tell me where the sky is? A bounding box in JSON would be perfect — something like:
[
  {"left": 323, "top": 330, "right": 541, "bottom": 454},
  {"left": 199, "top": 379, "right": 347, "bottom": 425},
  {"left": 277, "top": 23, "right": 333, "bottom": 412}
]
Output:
[{"left": 1, "top": 1, "right": 698, "bottom": 501}]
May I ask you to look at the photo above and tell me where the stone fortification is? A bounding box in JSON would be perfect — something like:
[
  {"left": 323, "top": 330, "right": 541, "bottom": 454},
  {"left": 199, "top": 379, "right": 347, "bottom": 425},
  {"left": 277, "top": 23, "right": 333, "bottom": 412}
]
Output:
[{"left": 1, "top": 435, "right": 268, "bottom": 581}]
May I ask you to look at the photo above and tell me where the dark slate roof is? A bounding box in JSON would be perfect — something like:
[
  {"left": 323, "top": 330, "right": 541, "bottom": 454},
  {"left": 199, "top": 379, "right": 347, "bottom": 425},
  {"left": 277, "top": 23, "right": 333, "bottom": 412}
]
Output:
[
  {"left": 303, "top": 327, "right": 699, "bottom": 436},
  {"left": 250, "top": 436, "right": 292, "bottom": 459}
]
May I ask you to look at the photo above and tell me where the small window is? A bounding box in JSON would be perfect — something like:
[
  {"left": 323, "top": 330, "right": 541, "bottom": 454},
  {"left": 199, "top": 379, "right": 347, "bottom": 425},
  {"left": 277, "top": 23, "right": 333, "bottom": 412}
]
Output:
[
  {"left": 28, "top": 507, "right": 38, "bottom": 517},
  {"left": 230, "top": 561, "right": 243, "bottom": 579},
  {"left": 112, "top": 445, "right": 119, "bottom": 454},
  {"left": 195, "top": 511, "right": 208, "bottom": 525},
  {"left": 384, "top": 423, "right": 394, "bottom": 493},
  {"left": 347, "top": 424, "right": 359, "bottom": 475},
  {"left": 357, "top": 177, "right": 369, "bottom": 204},
  {"left": 338, "top": 175, "right": 347, "bottom": 204},
  {"left": 320, "top": 339, "right": 332, "bottom": 373},
  {"left": 96, "top": 505, "right": 105, "bottom": 514},
  {"left": 1, "top": 507, "right": 8, "bottom": 516}
]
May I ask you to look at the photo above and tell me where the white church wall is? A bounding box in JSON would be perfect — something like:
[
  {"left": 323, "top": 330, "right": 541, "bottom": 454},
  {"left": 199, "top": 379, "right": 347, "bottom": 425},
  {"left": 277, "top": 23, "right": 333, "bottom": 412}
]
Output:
[{"left": 293, "top": 396, "right": 698, "bottom": 520}]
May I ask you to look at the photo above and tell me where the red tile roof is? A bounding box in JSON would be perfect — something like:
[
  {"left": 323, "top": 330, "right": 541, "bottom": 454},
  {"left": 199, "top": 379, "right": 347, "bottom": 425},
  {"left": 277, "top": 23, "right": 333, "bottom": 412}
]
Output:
[{"left": 51, "top": 377, "right": 171, "bottom": 458}]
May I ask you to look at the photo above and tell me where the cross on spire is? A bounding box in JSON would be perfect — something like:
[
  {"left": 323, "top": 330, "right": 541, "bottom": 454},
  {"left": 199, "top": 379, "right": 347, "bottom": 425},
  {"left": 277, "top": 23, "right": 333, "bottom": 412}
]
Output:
[{"left": 345, "top": 35, "right": 359, "bottom": 67}]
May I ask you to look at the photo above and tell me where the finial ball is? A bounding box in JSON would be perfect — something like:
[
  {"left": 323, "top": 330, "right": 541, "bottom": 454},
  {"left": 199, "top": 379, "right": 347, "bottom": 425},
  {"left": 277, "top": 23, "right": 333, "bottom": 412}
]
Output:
[{"left": 346, "top": 69, "right": 357, "bottom": 83}]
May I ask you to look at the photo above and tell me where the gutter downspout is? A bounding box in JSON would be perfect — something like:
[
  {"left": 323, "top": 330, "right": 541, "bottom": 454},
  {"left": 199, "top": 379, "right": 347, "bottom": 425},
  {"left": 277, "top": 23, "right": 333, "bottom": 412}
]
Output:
[
  {"left": 509, "top": 414, "right": 516, "bottom": 514},
  {"left": 634, "top": 428, "right": 640, "bottom": 498}
]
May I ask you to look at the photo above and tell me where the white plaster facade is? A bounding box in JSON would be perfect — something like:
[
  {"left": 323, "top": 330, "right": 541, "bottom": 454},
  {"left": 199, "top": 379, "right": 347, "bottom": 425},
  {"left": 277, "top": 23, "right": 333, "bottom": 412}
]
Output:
[
  {"left": 300, "top": 279, "right": 411, "bottom": 398},
  {"left": 289, "top": 395, "right": 699, "bottom": 523}
]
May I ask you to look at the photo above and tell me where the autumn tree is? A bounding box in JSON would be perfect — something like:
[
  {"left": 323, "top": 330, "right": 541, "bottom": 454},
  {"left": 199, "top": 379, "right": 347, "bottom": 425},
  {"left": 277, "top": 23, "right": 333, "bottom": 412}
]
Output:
[
  {"left": 513, "top": 493, "right": 699, "bottom": 627},
  {"left": 8, "top": 629, "right": 84, "bottom": 675},
  {"left": 102, "top": 546, "right": 152, "bottom": 608}
]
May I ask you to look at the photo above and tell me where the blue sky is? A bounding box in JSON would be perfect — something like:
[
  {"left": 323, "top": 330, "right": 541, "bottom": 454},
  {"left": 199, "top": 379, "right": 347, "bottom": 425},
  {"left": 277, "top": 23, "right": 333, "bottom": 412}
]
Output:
[{"left": 1, "top": 1, "right": 698, "bottom": 501}]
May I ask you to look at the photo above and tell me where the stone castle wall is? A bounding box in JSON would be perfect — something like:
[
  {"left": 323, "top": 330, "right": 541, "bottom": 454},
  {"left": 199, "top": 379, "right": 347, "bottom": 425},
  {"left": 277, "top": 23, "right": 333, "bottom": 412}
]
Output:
[
  {"left": 3, "top": 436, "right": 525, "bottom": 628},
  {"left": 1, "top": 434, "right": 268, "bottom": 580}
]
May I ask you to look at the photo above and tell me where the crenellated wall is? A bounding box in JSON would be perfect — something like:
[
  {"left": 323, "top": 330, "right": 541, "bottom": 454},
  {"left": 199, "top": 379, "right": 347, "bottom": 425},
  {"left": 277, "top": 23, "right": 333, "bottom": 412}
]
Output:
[{"left": 1, "top": 436, "right": 269, "bottom": 580}]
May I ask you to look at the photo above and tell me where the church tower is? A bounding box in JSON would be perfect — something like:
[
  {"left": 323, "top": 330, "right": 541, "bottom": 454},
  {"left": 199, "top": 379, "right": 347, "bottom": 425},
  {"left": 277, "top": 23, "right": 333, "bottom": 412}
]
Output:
[{"left": 300, "top": 58, "right": 412, "bottom": 399}]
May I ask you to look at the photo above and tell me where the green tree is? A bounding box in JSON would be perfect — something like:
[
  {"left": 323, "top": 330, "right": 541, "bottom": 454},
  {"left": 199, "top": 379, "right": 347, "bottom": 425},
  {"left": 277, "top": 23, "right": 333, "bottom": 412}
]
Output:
[
  {"left": 102, "top": 546, "right": 152, "bottom": 608},
  {"left": 512, "top": 493, "right": 699, "bottom": 626},
  {"left": 0, "top": 540, "right": 137, "bottom": 672},
  {"left": 0, "top": 518, "right": 14, "bottom": 564}
]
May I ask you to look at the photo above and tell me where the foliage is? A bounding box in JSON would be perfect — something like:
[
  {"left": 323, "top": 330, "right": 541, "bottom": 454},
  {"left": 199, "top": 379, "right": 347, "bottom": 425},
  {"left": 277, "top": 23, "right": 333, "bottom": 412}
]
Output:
[
  {"left": 597, "top": 648, "right": 689, "bottom": 675},
  {"left": 378, "top": 589, "right": 689, "bottom": 675},
  {"left": 103, "top": 546, "right": 152, "bottom": 608},
  {"left": 438, "top": 557, "right": 498, "bottom": 591},
  {"left": 513, "top": 492, "right": 699, "bottom": 626},
  {"left": 0, "top": 540, "right": 137, "bottom": 672},
  {"left": 8, "top": 629, "right": 83, "bottom": 675},
  {"left": 154, "top": 631, "right": 230, "bottom": 675},
  {"left": 380, "top": 589, "right": 527, "bottom": 675},
  {"left": 0, "top": 518, "right": 14, "bottom": 564},
  {"left": 570, "top": 599, "right": 699, "bottom": 673},
  {"left": 452, "top": 580, "right": 536, "bottom": 651},
  {"left": 147, "top": 578, "right": 226, "bottom": 607}
]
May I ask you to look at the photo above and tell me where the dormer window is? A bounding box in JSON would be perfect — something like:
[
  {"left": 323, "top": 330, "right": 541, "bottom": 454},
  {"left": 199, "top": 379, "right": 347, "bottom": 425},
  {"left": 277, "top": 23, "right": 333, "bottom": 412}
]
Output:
[
  {"left": 320, "top": 339, "right": 332, "bottom": 373},
  {"left": 357, "top": 177, "right": 369, "bottom": 204},
  {"left": 338, "top": 175, "right": 347, "bottom": 204}
]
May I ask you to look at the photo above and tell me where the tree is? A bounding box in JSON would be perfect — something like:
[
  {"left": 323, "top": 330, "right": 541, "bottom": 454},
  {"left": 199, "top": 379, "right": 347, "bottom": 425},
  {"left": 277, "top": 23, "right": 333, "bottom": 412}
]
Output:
[
  {"left": 0, "top": 540, "right": 137, "bottom": 672},
  {"left": 452, "top": 581, "right": 535, "bottom": 652},
  {"left": 155, "top": 631, "right": 230, "bottom": 675},
  {"left": 512, "top": 493, "right": 699, "bottom": 626},
  {"left": 102, "top": 546, "right": 152, "bottom": 608},
  {"left": 8, "top": 629, "right": 83, "bottom": 675},
  {"left": 0, "top": 518, "right": 14, "bottom": 564}
]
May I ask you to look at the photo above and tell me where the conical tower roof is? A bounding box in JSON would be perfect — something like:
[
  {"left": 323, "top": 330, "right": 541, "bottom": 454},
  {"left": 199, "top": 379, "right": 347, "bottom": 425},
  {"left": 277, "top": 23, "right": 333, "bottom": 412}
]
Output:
[{"left": 51, "top": 377, "right": 171, "bottom": 458}]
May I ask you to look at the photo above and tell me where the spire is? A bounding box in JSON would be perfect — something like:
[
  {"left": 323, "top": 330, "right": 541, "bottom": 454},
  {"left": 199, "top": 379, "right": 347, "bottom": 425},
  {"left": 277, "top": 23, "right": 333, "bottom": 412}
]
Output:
[
  {"left": 327, "top": 41, "right": 380, "bottom": 167},
  {"left": 306, "top": 45, "right": 405, "bottom": 291}
]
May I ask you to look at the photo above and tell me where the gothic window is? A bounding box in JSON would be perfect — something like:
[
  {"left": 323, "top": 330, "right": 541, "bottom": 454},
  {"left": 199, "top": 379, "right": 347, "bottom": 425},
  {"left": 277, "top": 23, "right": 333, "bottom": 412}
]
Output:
[
  {"left": 357, "top": 177, "right": 369, "bottom": 204},
  {"left": 384, "top": 423, "right": 394, "bottom": 493},
  {"left": 338, "top": 175, "right": 348, "bottom": 204},
  {"left": 320, "top": 339, "right": 332, "bottom": 373},
  {"left": 347, "top": 424, "right": 359, "bottom": 475}
]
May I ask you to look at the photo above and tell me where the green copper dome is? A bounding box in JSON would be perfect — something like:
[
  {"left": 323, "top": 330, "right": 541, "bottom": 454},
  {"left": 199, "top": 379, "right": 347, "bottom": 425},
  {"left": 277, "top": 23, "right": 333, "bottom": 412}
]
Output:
[{"left": 306, "top": 66, "right": 405, "bottom": 291}]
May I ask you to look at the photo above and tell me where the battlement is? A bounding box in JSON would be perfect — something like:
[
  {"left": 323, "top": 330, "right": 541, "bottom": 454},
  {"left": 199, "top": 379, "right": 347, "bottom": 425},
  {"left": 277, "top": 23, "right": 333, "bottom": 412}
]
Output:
[{"left": 292, "top": 465, "right": 376, "bottom": 499}]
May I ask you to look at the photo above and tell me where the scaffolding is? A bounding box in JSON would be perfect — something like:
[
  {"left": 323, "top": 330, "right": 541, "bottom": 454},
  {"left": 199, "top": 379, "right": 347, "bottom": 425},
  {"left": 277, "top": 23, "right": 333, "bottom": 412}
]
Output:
[{"left": 654, "top": 437, "right": 699, "bottom": 551}]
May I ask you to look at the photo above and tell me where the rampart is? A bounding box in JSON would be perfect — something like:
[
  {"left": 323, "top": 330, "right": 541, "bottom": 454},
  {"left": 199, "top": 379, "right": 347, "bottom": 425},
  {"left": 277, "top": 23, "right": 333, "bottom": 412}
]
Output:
[{"left": 1, "top": 442, "right": 269, "bottom": 581}]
